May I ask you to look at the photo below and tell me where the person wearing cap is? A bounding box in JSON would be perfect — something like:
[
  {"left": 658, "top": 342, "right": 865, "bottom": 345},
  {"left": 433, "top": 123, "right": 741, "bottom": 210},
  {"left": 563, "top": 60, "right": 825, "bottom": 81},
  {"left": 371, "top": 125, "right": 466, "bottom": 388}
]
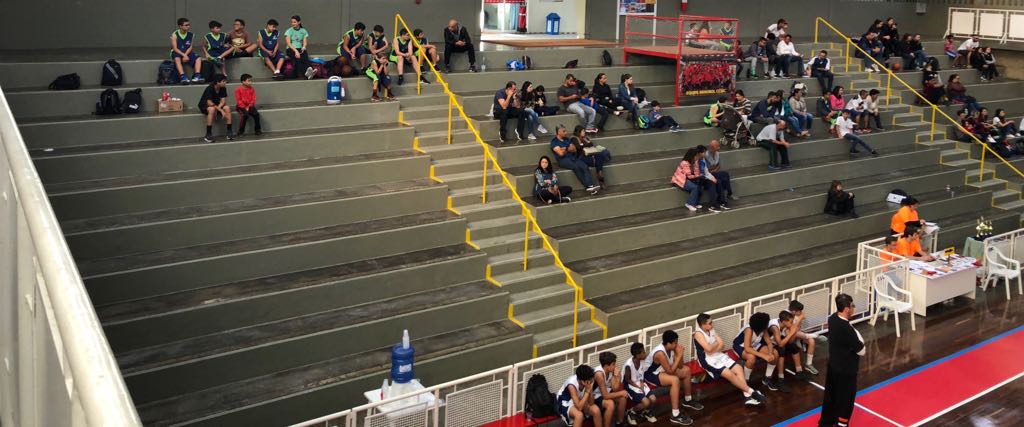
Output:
[{"left": 890, "top": 196, "right": 925, "bottom": 235}]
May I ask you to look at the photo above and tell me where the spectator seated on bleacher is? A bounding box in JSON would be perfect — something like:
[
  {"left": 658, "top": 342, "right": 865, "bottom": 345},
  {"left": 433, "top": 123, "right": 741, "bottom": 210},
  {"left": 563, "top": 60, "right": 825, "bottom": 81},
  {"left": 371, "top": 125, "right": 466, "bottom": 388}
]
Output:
[
  {"left": 671, "top": 148, "right": 706, "bottom": 213},
  {"left": 775, "top": 35, "right": 803, "bottom": 78},
  {"left": 550, "top": 125, "right": 601, "bottom": 195},
  {"left": 947, "top": 73, "right": 982, "bottom": 113},
  {"left": 623, "top": 343, "right": 659, "bottom": 425},
  {"left": 856, "top": 32, "right": 886, "bottom": 73},
  {"left": 921, "top": 64, "right": 948, "bottom": 105},
  {"left": 592, "top": 73, "right": 626, "bottom": 118},
  {"left": 693, "top": 313, "right": 767, "bottom": 407},
  {"left": 836, "top": 109, "right": 878, "bottom": 156},
  {"left": 494, "top": 81, "right": 525, "bottom": 142},
  {"left": 648, "top": 101, "right": 681, "bottom": 132},
  {"left": 909, "top": 34, "right": 929, "bottom": 70},
  {"left": 443, "top": 19, "right": 478, "bottom": 73},
  {"left": 944, "top": 35, "right": 958, "bottom": 63},
  {"left": 973, "top": 46, "right": 999, "bottom": 82},
  {"left": 824, "top": 180, "right": 858, "bottom": 218},
  {"left": 732, "top": 313, "right": 782, "bottom": 391},
  {"left": 534, "top": 156, "right": 572, "bottom": 204},
  {"left": 863, "top": 89, "right": 885, "bottom": 131},
  {"left": 745, "top": 38, "right": 770, "bottom": 80},
  {"left": 643, "top": 330, "right": 703, "bottom": 425},
  {"left": 559, "top": 74, "right": 599, "bottom": 134},
  {"left": 704, "top": 96, "right": 728, "bottom": 128},
  {"left": 532, "top": 85, "right": 560, "bottom": 117},
  {"left": 571, "top": 125, "right": 612, "bottom": 188},
  {"left": 756, "top": 119, "right": 792, "bottom": 171},
  {"left": 515, "top": 81, "right": 543, "bottom": 141},
  {"left": 844, "top": 89, "right": 869, "bottom": 132},
  {"left": 617, "top": 74, "right": 643, "bottom": 121},
  {"left": 817, "top": 89, "right": 838, "bottom": 126},
  {"left": 579, "top": 88, "right": 610, "bottom": 132},
  {"left": 976, "top": 108, "right": 1018, "bottom": 157},
  {"left": 784, "top": 89, "right": 813, "bottom": 138},
  {"left": 993, "top": 109, "right": 1022, "bottom": 140},
  {"left": 955, "top": 34, "right": 980, "bottom": 69},
  {"left": 702, "top": 140, "right": 739, "bottom": 205},
  {"left": 810, "top": 50, "right": 835, "bottom": 94}
]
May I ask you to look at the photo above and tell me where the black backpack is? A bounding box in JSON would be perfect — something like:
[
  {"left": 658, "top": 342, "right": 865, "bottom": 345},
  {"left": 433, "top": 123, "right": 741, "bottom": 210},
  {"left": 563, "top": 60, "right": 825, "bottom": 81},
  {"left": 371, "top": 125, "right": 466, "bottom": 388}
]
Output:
[
  {"left": 927, "top": 56, "right": 941, "bottom": 72},
  {"left": 157, "top": 60, "right": 177, "bottom": 85},
  {"left": 602, "top": 50, "right": 613, "bottom": 66},
  {"left": 96, "top": 88, "right": 121, "bottom": 115},
  {"left": 101, "top": 59, "right": 123, "bottom": 86},
  {"left": 121, "top": 88, "right": 143, "bottom": 114},
  {"left": 523, "top": 374, "right": 557, "bottom": 419},
  {"left": 48, "top": 73, "right": 81, "bottom": 90},
  {"left": 521, "top": 55, "right": 533, "bottom": 70}
]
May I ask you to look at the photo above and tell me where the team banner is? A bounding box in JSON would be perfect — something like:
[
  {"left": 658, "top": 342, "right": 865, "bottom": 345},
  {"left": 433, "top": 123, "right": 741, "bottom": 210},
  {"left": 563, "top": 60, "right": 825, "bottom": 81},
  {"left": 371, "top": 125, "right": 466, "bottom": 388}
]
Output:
[{"left": 679, "top": 57, "right": 736, "bottom": 96}]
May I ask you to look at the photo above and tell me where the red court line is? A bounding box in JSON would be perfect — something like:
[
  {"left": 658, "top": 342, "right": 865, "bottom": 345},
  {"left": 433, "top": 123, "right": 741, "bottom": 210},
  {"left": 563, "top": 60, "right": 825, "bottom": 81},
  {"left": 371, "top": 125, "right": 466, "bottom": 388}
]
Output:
[
  {"left": 783, "top": 405, "right": 896, "bottom": 427},
  {"left": 856, "top": 328, "right": 1024, "bottom": 426}
]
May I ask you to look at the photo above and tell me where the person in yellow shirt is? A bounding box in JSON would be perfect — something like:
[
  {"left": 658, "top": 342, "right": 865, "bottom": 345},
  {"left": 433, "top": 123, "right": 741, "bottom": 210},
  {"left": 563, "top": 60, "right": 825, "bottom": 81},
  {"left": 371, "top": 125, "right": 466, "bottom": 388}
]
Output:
[
  {"left": 895, "top": 225, "right": 935, "bottom": 261},
  {"left": 890, "top": 196, "right": 925, "bottom": 235}
]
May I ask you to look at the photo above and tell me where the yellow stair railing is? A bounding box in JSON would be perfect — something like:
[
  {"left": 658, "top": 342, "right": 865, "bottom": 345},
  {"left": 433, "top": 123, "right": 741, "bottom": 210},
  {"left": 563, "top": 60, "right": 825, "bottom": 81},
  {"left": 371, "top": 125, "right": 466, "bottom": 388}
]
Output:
[
  {"left": 394, "top": 14, "right": 608, "bottom": 347},
  {"left": 813, "top": 16, "right": 1024, "bottom": 185}
]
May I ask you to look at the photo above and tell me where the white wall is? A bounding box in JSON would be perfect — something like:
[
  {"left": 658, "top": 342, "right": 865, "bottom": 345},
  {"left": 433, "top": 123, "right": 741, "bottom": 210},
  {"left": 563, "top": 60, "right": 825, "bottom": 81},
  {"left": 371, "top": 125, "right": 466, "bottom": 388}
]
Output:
[{"left": 527, "top": 0, "right": 582, "bottom": 34}]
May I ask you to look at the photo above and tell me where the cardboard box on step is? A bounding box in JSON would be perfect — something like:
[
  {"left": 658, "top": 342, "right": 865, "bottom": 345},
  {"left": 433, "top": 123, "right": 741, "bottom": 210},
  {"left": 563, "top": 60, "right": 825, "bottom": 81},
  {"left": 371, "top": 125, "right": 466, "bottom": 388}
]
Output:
[{"left": 157, "top": 99, "right": 183, "bottom": 113}]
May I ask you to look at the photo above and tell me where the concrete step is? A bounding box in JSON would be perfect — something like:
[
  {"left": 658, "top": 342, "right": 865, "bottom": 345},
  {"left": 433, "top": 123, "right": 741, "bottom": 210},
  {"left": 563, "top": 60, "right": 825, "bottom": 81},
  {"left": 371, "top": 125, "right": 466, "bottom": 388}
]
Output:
[
  {"left": 919, "top": 136, "right": 956, "bottom": 149},
  {"left": 47, "top": 150, "right": 429, "bottom": 221},
  {"left": 120, "top": 280, "right": 508, "bottom": 407},
  {"left": 940, "top": 149, "right": 968, "bottom": 163},
  {"left": 417, "top": 128, "right": 478, "bottom": 146},
  {"left": 992, "top": 189, "right": 1020, "bottom": 205},
  {"left": 468, "top": 216, "right": 529, "bottom": 240},
  {"left": 436, "top": 169, "right": 503, "bottom": 191},
  {"left": 895, "top": 121, "right": 933, "bottom": 131},
  {"left": 510, "top": 283, "right": 576, "bottom": 315},
  {"left": 450, "top": 184, "right": 514, "bottom": 207},
  {"left": 892, "top": 112, "right": 924, "bottom": 125},
  {"left": 849, "top": 79, "right": 880, "bottom": 90},
  {"left": 534, "top": 320, "right": 606, "bottom": 356},
  {"left": 456, "top": 199, "right": 522, "bottom": 222},
  {"left": 488, "top": 250, "right": 556, "bottom": 276},
  {"left": 475, "top": 231, "right": 544, "bottom": 257},
  {"left": 997, "top": 199, "right": 1024, "bottom": 211},
  {"left": 492, "top": 264, "right": 565, "bottom": 294},
  {"left": 99, "top": 244, "right": 487, "bottom": 352},
  {"left": 433, "top": 154, "right": 487, "bottom": 176},
  {"left": 401, "top": 104, "right": 457, "bottom": 121},
  {"left": 419, "top": 141, "right": 483, "bottom": 160},
  {"left": 517, "top": 303, "right": 591, "bottom": 336},
  {"left": 966, "top": 178, "right": 1007, "bottom": 191},
  {"left": 80, "top": 210, "right": 465, "bottom": 306},
  {"left": 63, "top": 179, "right": 448, "bottom": 260}
]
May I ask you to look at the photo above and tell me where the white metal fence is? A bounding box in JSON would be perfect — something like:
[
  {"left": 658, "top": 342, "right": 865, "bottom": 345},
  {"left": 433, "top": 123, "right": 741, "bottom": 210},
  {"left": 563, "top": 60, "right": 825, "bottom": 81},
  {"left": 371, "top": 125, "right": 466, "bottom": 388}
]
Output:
[
  {"left": 0, "top": 86, "right": 140, "bottom": 426},
  {"left": 947, "top": 7, "right": 1024, "bottom": 43},
  {"left": 292, "top": 263, "right": 899, "bottom": 427}
]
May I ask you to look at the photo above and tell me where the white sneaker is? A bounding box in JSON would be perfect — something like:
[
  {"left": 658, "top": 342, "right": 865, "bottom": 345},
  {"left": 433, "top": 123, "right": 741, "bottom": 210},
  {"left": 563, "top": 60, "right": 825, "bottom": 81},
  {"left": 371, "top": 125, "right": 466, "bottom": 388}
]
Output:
[
  {"left": 988, "top": 136, "right": 997, "bottom": 143},
  {"left": 638, "top": 100, "right": 651, "bottom": 109},
  {"left": 514, "top": 129, "right": 521, "bottom": 140},
  {"left": 685, "top": 204, "right": 698, "bottom": 212},
  {"left": 587, "top": 186, "right": 601, "bottom": 195},
  {"left": 872, "top": 64, "right": 881, "bottom": 72},
  {"left": 537, "top": 124, "right": 549, "bottom": 134},
  {"left": 1015, "top": 133, "right": 1022, "bottom": 138},
  {"left": 561, "top": 196, "right": 571, "bottom": 203},
  {"left": 527, "top": 133, "right": 537, "bottom": 141},
  {"left": 304, "top": 66, "right": 316, "bottom": 79}
]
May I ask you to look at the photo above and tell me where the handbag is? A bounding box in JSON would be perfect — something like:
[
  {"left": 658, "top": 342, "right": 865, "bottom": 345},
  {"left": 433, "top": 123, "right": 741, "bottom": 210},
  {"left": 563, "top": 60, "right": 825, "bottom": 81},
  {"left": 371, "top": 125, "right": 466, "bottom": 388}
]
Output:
[{"left": 583, "top": 145, "right": 607, "bottom": 155}]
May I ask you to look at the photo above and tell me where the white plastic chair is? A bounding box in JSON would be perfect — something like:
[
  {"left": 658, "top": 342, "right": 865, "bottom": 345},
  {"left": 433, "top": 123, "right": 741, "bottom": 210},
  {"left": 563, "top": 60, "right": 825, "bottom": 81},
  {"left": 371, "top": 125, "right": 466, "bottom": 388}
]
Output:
[
  {"left": 870, "top": 273, "right": 915, "bottom": 337},
  {"left": 984, "top": 246, "right": 1023, "bottom": 300}
]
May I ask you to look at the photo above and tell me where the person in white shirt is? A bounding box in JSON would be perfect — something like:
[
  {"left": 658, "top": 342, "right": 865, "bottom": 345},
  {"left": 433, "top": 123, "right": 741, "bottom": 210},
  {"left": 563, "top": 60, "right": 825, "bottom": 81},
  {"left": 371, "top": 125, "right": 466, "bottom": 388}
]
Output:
[
  {"left": 756, "top": 119, "right": 791, "bottom": 170},
  {"left": 844, "top": 90, "right": 869, "bottom": 131},
  {"left": 836, "top": 109, "right": 878, "bottom": 156},
  {"left": 775, "top": 34, "right": 802, "bottom": 78},
  {"left": 956, "top": 34, "right": 980, "bottom": 68},
  {"left": 765, "top": 19, "right": 788, "bottom": 39},
  {"left": 863, "top": 89, "right": 884, "bottom": 131}
]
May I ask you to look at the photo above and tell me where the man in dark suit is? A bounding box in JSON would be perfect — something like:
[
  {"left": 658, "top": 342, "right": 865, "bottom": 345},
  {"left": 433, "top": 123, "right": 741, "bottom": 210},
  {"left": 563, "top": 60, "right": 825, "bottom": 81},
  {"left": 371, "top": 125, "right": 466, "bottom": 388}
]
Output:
[
  {"left": 818, "top": 293, "right": 865, "bottom": 427},
  {"left": 443, "top": 19, "right": 477, "bottom": 73}
]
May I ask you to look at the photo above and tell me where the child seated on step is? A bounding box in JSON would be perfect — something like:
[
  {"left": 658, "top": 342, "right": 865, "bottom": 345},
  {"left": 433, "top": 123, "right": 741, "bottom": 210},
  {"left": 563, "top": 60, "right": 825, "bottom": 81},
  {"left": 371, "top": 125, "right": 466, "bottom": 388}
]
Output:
[
  {"left": 391, "top": 29, "right": 429, "bottom": 86},
  {"left": 594, "top": 352, "right": 628, "bottom": 427},
  {"left": 694, "top": 313, "right": 767, "bottom": 407},
  {"left": 204, "top": 21, "right": 232, "bottom": 78},
  {"left": 413, "top": 29, "right": 440, "bottom": 66},
  {"left": 257, "top": 19, "right": 286, "bottom": 79},
  {"left": 198, "top": 74, "right": 233, "bottom": 143},
  {"left": 235, "top": 73, "right": 261, "bottom": 136},
  {"left": 338, "top": 22, "right": 369, "bottom": 68},
  {"left": 532, "top": 85, "right": 560, "bottom": 117},
  {"left": 367, "top": 51, "right": 394, "bottom": 102},
  {"left": 644, "top": 330, "right": 703, "bottom": 425},
  {"left": 622, "top": 343, "right": 658, "bottom": 425},
  {"left": 648, "top": 101, "right": 681, "bottom": 132},
  {"left": 557, "top": 364, "right": 603, "bottom": 427},
  {"left": 170, "top": 17, "right": 203, "bottom": 84}
]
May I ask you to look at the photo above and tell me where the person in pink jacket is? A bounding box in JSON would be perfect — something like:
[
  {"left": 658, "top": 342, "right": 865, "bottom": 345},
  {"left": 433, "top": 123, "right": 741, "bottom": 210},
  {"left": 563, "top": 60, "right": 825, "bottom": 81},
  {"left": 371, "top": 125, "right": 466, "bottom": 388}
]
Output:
[{"left": 671, "top": 148, "right": 706, "bottom": 212}]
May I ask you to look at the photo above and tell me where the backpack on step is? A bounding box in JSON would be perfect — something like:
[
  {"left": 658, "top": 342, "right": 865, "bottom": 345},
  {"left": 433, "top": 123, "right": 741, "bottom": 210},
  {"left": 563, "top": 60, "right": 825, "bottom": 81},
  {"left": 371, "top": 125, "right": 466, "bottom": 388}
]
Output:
[
  {"left": 48, "top": 73, "right": 81, "bottom": 90},
  {"left": 524, "top": 374, "right": 557, "bottom": 420},
  {"left": 927, "top": 56, "right": 941, "bottom": 72},
  {"left": 96, "top": 88, "right": 121, "bottom": 115},
  {"left": 157, "top": 60, "right": 177, "bottom": 84},
  {"left": 101, "top": 59, "right": 123, "bottom": 86},
  {"left": 602, "top": 50, "right": 613, "bottom": 66},
  {"left": 121, "top": 88, "right": 143, "bottom": 114},
  {"left": 521, "top": 55, "right": 533, "bottom": 70},
  {"left": 636, "top": 114, "right": 651, "bottom": 130}
]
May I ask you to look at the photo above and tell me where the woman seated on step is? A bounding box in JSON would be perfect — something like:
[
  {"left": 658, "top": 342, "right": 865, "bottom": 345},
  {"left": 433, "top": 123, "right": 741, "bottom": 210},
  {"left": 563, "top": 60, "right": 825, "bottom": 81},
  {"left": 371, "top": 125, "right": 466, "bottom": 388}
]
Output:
[
  {"left": 670, "top": 147, "right": 710, "bottom": 213},
  {"left": 592, "top": 73, "right": 625, "bottom": 117},
  {"left": 947, "top": 74, "right": 982, "bottom": 113},
  {"left": 534, "top": 156, "right": 572, "bottom": 204},
  {"left": 571, "top": 126, "right": 612, "bottom": 189},
  {"left": 823, "top": 180, "right": 858, "bottom": 218}
]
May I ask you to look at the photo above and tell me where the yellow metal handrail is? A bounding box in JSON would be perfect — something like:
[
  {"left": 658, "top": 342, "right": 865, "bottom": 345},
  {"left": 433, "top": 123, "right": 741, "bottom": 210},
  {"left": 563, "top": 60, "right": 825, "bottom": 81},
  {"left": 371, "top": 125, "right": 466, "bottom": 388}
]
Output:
[
  {"left": 395, "top": 14, "right": 608, "bottom": 346},
  {"left": 814, "top": 16, "right": 1024, "bottom": 183}
]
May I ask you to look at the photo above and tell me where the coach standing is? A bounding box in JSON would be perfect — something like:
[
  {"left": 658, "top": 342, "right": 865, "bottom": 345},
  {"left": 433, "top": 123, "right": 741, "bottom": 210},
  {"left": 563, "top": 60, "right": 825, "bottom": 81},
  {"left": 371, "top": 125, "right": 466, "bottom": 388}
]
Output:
[{"left": 818, "top": 293, "right": 865, "bottom": 427}]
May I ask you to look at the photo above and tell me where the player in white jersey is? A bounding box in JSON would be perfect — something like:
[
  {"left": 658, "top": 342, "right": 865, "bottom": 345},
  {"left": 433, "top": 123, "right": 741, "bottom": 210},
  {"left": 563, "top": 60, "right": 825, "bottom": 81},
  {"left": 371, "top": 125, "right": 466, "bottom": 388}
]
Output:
[
  {"left": 622, "top": 343, "right": 658, "bottom": 425},
  {"left": 557, "top": 365, "right": 602, "bottom": 427},
  {"left": 733, "top": 312, "right": 779, "bottom": 383},
  {"left": 788, "top": 300, "right": 826, "bottom": 375},
  {"left": 643, "top": 330, "right": 703, "bottom": 425},
  {"left": 594, "top": 352, "right": 627, "bottom": 427},
  {"left": 694, "top": 313, "right": 767, "bottom": 406},
  {"left": 767, "top": 311, "right": 801, "bottom": 392}
]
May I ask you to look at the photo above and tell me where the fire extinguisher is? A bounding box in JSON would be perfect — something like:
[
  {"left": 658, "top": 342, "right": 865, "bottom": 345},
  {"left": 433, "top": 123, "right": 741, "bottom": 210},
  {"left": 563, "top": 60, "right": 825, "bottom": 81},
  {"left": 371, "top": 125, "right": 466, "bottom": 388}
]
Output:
[
  {"left": 517, "top": 4, "right": 527, "bottom": 33},
  {"left": 681, "top": 0, "right": 689, "bottom": 13}
]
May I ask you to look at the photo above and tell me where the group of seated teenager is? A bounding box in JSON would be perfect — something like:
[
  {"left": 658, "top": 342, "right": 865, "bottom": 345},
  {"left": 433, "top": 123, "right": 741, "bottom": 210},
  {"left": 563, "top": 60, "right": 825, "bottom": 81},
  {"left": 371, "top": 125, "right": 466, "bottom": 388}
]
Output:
[
  {"left": 670, "top": 142, "right": 737, "bottom": 213},
  {"left": 556, "top": 302, "right": 821, "bottom": 426},
  {"left": 946, "top": 34, "right": 999, "bottom": 81},
  {"left": 957, "top": 108, "right": 1023, "bottom": 157},
  {"left": 856, "top": 17, "right": 931, "bottom": 73}
]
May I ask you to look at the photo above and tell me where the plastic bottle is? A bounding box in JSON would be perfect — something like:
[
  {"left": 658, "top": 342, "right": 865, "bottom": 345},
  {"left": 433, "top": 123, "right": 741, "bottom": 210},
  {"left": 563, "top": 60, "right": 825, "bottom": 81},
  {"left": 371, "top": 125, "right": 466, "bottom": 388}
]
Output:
[
  {"left": 380, "top": 378, "right": 390, "bottom": 400},
  {"left": 391, "top": 329, "right": 415, "bottom": 384}
]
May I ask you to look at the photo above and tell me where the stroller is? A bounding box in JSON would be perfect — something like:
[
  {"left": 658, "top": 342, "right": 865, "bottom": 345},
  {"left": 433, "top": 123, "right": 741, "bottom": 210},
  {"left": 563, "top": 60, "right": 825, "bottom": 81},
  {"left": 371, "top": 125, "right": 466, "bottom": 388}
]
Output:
[{"left": 719, "top": 106, "right": 752, "bottom": 148}]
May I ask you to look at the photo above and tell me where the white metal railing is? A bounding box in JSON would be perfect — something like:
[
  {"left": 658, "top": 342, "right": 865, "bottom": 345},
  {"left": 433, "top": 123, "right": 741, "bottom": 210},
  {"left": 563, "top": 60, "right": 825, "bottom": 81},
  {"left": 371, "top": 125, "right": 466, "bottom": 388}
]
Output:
[
  {"left": 947, "top": 7, "right": 1024, "bottom": 43},
  {"left": 292, "top": 263, "right": 899, "bottom": 427},
  {"left": 0, "top": 86, "right": 140, "bottom": 426}
]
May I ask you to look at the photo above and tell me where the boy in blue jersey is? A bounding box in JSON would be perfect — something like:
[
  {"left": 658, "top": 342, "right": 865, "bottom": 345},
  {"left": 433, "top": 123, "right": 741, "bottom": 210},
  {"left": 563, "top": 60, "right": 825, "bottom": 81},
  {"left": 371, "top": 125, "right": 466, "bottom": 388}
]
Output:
[
  {"left": 368, "top": 25, "right": 390, "bottom": 64},
  {"left": 204, "top": 21, "right": 232, "bottom": 79},
  {"left": 412, "top": 28, "right": 440, "bottom": 67},
  {"left": 257, "top": 19, "right": 286, "bottom": 79},
  {"left": 170, "top": 18, "right": 203, "bottom": 84},
  {"left": 557, "top": 364, "right": 604, "bottom": 427},
  {"left": 338, "top": 22, "right": 369, "bottom": 68},
  {"left": 733, "top": 312, "right": 780, "bottom": 387},
  {"left": 644, "top": 330, "right": 703, "bottom": 425}
]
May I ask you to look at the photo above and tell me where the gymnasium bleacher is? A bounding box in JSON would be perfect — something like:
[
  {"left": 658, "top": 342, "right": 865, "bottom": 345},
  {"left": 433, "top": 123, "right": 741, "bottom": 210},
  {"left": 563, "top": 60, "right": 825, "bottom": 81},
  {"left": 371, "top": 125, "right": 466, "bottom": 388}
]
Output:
[{"left": 1, "top": 12, "right": 1023, "bottom": 425}]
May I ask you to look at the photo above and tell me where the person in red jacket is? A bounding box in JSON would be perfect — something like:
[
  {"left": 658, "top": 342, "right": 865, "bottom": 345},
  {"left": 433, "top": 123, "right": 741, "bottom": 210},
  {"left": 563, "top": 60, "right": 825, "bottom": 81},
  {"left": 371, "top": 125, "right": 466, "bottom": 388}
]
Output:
[{"left": 235, "top": 73, "right": 261, "bottom": 136}]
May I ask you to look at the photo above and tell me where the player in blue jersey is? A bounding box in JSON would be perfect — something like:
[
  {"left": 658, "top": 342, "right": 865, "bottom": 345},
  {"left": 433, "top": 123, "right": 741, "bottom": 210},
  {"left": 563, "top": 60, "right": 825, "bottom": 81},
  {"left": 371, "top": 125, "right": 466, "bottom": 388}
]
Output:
[{"left": 170, "top": 18, "right": 203, "bottom": 84}]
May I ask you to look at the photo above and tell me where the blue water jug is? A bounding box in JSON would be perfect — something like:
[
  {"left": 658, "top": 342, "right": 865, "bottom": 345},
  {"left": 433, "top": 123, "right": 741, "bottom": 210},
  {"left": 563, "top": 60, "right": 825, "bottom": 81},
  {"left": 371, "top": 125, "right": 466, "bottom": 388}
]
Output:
[
  {"left": 391, "top": 330, "right": 415, "bottom": 383},
  {"left": 326, "top": 76, "right": 343, "bottom": 105}
]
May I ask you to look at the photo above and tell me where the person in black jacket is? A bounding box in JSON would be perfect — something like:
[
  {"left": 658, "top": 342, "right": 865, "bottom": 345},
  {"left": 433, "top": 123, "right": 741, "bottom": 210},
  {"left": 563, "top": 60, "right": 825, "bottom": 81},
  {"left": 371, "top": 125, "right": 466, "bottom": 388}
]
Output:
[
  {"left": 824, "top": 180, "right": 857, "bottom": 218},
  {"left": 442, "top": 19, "right": 477, "bottom": 73},
  {"left": 818, "top": 293, "right": 865, "bottom": 427}
]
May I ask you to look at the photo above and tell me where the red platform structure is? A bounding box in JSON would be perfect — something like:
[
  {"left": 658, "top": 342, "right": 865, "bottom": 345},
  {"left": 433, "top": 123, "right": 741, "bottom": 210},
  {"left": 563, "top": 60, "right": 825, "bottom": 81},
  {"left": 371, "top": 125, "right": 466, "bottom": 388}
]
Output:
[{"left": 624, "top": 15, "right": 740, "bottom": 105}]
